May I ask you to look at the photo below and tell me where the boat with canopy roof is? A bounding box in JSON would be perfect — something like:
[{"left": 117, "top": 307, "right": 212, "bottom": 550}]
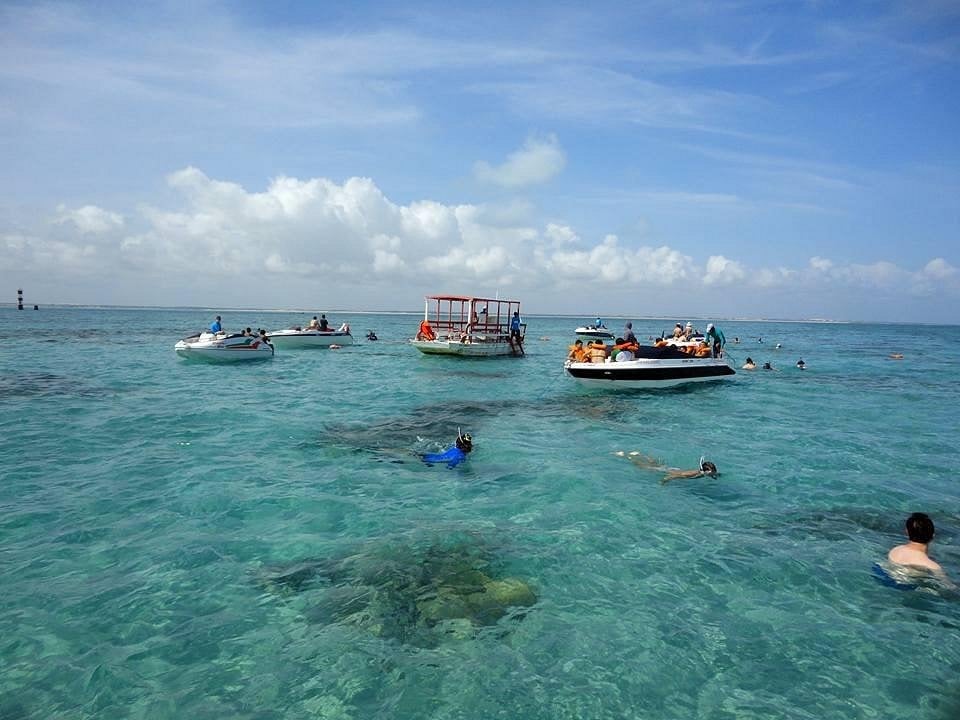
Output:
[{"left": 410, "top": 295, "right": 526, "bottom": 357}]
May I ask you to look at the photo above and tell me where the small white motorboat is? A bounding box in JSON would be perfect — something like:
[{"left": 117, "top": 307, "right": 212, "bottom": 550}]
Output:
[
  {"left": 575, "top": 325, "right": 614, "bottom": 339},
  {"left": 265, "top": 327, "right": 354, "bottom": 349},
  {"left": 174, "top": 332, "right": 274, "bottom": 362},
  {"left": 565, "top": 345, "right": 734, "bottom": 388}
]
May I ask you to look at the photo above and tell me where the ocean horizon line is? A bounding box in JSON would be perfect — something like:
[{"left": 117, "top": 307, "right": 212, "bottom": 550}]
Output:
[{"left": 3, "top": 301, "right": 956, "bottom": 326}]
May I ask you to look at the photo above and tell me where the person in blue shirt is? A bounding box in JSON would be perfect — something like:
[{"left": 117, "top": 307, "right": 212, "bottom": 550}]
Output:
[
  {"left": 422, "top": 432, "right": 473, "bottom": 468},
  {"left": 595, "top": 316, "right": 604, "bottom": 329},
  {"left": 210, "top": 315, "right": 222, "bottom": 333},
  {"left": 705, "top": 323, "right": 726, "bottom": 357},
  {"left": 509, "top": 312, "right": 524, "bottom": 356}
]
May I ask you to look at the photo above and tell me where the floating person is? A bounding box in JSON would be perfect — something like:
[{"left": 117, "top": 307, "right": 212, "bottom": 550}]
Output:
[
  {"left": 889, "top": 353, "right": 904, "bottom": 360},
  {"left": 758, "top": 336, "right": 763, "bottom": 343},
  {"left": 887, "top": 512, "right": 949, "bottom": 580},
  {"left": 210, "top": 315, "right": 223, "bottom": 333},
  {"left": 796, "top": 359, "right": 806, "bottom": 369},
  {"left": 734, "top": 337, "right": 740, "bottom": 344},
  {"left": 775, "top": 343, "right": 782, "bottom": 349},
  {"left": 616, "top": 451, "right": 719, "bottom": 484},
  {"left": 762, "top": 362, "right": 775, "bottom": 370},
  {"left": 742, "top": 357, "right": 756, "bottom": 370},
  {"left": 366, "top": 330, "right": 378, "bottom": 341},
  {"left": 422, "top": 431, "right": 473, "bottom": 468}
]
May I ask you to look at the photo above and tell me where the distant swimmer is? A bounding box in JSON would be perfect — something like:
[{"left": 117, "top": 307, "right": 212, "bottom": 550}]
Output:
[
  {"left": 889, "top": 353, "right": 904, "bottom": 360},
  {"left": 366, "top": 330, "right": 378, "bottom": 341},
  {"left": 742, "top": 357, "right": 756, "bottom": 370},
  {"left": 888, "top": 513, "right": 950, "bottom": 581},
  {"left": 775, "top": 343, "right": 782, "bottom": 349},
  {"left": 616, "top": 451, "right": 719, "bottom": 484},
  {"left": 422, "top": 431, "right": 473, "bottom": 468},
  {"left": 796, "top": 359, "right": 806, "bottom": 369},
  {"left": 762, "top": 362, "right": 774, "bottom": 370}
]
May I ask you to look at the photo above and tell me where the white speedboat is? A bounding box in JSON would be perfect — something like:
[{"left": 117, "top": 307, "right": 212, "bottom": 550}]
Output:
[
  {"left": 564, "top": 346, "right": 734, "bottom": 388},
  {"left": 265, "top": 327, "right": 354, "bottom": 348},
  {"left": 575, "top": 325, "right": 614, "bottom": 339},
  {"left": 174, "top": 332, "right": 274, "bottom": 362},
  {"left": 411, "top": 295, "right": 526, "bottom": 357}
]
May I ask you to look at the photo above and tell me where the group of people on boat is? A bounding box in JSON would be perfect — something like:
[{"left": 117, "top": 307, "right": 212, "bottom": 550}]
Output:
[
  {"left": 301, "top": 314, "right": 350, "bottom": 333},
  {"left": 568, "top": 320, "right": 726, "bottom": 362}
]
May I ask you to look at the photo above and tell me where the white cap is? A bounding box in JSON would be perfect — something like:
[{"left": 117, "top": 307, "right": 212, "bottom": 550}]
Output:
[
  {"left": 706, "top": 323, "right": 714, "bottom": 331},
  {"left": 685, "top": 322, "right": 693, "bottom": 328}
]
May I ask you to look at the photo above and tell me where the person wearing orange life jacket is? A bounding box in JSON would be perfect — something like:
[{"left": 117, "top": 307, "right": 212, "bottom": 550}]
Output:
[
  {"left": 611, "top": 338, "right": 639, "bottom": 362},
  {"left": 586, "top": 340, "right": 608, "bottom": 363},
  {"left": 567, "top": 339, "right": 588, "bottom": 362},
  {"left": 417, "top": 319, "right": 436, "bottom": 341}
]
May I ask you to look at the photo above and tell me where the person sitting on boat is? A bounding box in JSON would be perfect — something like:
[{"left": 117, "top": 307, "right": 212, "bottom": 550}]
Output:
[
  {"left": 319, "top": 314, "right": 330, "bottom": 331},
  {"left": 509, "top": 311, "right": 524, "bottom": 356},
  {"left": 586, "top": 340, "right": 608, "bottom": 363},
  {"left": 307, "top": 316, "right": 320, "bottom": 330},
  {"left": 705, "top": 323, "right": 725, "bottom": 357},
  {"left": 595, "top": 316, "right": 604, "bottom": 329},
  {"left": 683, "top": 321, "right": 696, "bottom": 340},
  {"left": 568, "top": 339, "right": 588, "bottom": 362},
  {"left": 422, "top": 432, "right": 473, "bottom": 468},
  {"left": 672, "top": 323, "right": 684, "bottom": 340},
  {"left": 623, "top": 322, "right": 638, "bottom": 345},
  {"left": 258, "top": 329, "right": 272, "bottom": 346},
  {"left": 243, "top": 327, "right": 254, "bottom": 337},
  {"left": 694, "top": 342, "right": 712, "bottom": 358},
  {"left": 210, "top": 315, "right": 223, "bottom": 334},
  {"left": 417, "top": 319, "right": 436, "bottom": 341},
  {"left": 612, "top": 338, "right": 639, "bottom": 362},
  {"left": 742, "top": 357, "right": 756, "bottom": 370}
]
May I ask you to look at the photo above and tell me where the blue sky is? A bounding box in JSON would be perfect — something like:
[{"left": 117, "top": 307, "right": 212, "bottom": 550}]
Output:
[{"left": 1, "top": 0, "right": 958, "bottom": 321}]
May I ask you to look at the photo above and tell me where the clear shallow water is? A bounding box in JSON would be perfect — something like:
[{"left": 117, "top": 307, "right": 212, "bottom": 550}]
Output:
[{"left": 2, "top": 307, "right": 959, "bottom": 719}]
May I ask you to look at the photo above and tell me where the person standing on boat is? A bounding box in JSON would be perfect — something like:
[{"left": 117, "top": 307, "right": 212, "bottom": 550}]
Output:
[
  {"left": 210, "top": 315, "right": 222, "bottom": 334},
  {"left": 595, "top": 316, "right": 604, "bottom": 329},
  {"left": 510, "top": 311, "right": 524, "bottom": 356},
  {"left": 705, "top": 323, "right": 726, "bottom": 357},
  {"left": 623, "top": 321, "right": 638, "bottom": 345}
]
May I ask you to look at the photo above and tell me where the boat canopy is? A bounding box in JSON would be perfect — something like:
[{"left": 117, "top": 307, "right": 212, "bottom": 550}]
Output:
[{"left": 423, "top": 295, "right": 523, "bottom": 339}]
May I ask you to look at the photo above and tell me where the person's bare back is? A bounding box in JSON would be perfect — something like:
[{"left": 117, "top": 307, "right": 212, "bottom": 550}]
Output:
[{"left": 888, "top": 543, "right": 942, "bottom": 573}]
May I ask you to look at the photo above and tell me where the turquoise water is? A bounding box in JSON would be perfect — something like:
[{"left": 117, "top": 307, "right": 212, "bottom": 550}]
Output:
[{"left": 2, "top": 307, "right": 959, "bottom": 719}]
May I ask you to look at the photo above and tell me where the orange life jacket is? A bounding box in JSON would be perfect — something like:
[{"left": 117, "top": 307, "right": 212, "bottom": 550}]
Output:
[{"left": 419, "top": 320, "right": 436, "bottom": 341}]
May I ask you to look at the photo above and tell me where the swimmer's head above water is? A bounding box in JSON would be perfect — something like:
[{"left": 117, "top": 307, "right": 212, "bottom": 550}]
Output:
[
  {"left": 699, "top": 457, "right": 718, "bottom": 477},
  {"left": 456, "top": 432, "right": 473, "bottom": 453}
]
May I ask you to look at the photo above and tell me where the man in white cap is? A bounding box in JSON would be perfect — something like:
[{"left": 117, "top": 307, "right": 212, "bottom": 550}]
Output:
[
  {"left": 705, "top": 323, "right": 726, "bottom": 357},
  {"left": 683, "top": 321, "right": 696, "bottom": 340}
]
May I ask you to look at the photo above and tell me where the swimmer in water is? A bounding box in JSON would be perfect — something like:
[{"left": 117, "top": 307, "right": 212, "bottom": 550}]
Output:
[
  {"left": 796, "top": 359, "right": 806, "bottom": 369},
  {"left": 422, "top": 431, "right": 473, "bottom": 468},
  {"left": 742, "top": 357, "right": 756, "bottom": 370},
  {"left": 888, "top": 513, "right": 949, "bottom": 580},
  {"left": 616, "top": 451, "right": 719, "bottom": 484}
]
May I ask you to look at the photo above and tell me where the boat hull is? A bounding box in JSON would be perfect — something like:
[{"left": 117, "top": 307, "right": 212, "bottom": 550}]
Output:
[
  {"left": 174, "top": 334, "right": 274, "bottom": 362},
  {"left": 411, "top": 339, "right": 520, "bottom": 357},
  {"left": 265, "top": 330, "right": 354, "bottom": 348},
  {"left": 575, "top": 326, "right": 614, "bottom": 339},
  {"left": 565, "top": 358, "right": 734, "bottom": 387}
]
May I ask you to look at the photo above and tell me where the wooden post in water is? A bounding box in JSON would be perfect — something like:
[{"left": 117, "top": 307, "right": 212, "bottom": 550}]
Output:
[{"left": 17, "top": 288, "right": 23, "bottom": 310}]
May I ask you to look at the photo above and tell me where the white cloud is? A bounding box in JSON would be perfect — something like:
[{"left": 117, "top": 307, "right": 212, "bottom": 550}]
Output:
[
  {"left": 54, "top": 204, "right": 124, "bottom": 234},
  {"left": 474, "top": 135, "right": 566, "bottom": 188},
  {"left": 703, "top": 255, "right": 746, "bottom": 285},
  {"left": 809, "top": 256, "right": 833, "bottom": 272},
  {"left": 922, "top": 257, "right": 956, "bottom": 279}
]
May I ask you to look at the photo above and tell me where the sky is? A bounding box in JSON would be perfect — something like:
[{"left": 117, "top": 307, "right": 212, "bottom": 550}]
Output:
[{"left": 1, "top": 0, "right": 958, "bottom": 322}]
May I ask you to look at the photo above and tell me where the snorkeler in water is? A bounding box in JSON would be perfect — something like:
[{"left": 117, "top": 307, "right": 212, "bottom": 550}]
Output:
[
  {"left": 615, "top": 451, "right": 719, "bottom": 484},
  {"left": 422, "top": 430, "right": 473, "bottom": 468}
]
